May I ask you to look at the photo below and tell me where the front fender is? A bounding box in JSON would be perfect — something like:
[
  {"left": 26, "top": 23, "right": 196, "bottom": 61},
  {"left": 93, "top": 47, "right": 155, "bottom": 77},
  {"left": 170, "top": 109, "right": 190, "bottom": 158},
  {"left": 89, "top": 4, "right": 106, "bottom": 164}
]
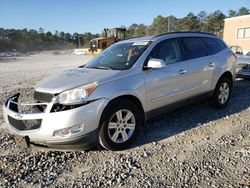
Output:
[{"left": 88, "top": 72, "right": 147, "bottom": 112}]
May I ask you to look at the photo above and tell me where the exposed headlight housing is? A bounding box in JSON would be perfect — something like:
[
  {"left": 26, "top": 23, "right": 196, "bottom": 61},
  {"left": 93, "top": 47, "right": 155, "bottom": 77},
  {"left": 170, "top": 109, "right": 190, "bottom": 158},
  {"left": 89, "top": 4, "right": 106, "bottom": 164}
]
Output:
[{"left": 56, "top": 82, "right": 98, "bottom": 105}]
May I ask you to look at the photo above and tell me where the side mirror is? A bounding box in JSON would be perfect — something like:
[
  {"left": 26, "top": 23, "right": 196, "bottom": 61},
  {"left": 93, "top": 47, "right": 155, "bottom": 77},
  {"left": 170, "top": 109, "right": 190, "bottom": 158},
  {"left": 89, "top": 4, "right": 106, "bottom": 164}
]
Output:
[{"left": 144, "top": 58, "right": 166, "bottom": 70}]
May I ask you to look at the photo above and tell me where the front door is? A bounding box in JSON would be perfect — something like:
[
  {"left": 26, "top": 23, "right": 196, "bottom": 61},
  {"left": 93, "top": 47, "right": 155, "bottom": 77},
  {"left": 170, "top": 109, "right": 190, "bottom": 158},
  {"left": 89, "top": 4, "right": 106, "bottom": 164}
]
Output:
[{"left": 144, "top": 39, "right": 190, "bottom": 111}]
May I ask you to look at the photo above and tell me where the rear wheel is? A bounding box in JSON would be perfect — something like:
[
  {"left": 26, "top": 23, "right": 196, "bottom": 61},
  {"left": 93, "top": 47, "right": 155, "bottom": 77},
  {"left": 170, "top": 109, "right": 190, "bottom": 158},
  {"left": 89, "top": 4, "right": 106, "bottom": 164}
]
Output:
[
  {"left": 99, "top": 99, "right": 141, "bottom": 150},
  {"left": 210, "top": 77, "right": 232, "bottom": 109}
]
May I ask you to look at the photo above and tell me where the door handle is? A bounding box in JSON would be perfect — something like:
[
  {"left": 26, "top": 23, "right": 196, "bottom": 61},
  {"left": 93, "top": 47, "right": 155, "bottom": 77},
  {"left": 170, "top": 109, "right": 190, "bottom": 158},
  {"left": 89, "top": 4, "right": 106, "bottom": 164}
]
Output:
[
  {"left": 178, "top": 69, "right": 187, "bottom": 75},
  {"left": 209, "top": 63, "right": 215, "bottom": 68}
]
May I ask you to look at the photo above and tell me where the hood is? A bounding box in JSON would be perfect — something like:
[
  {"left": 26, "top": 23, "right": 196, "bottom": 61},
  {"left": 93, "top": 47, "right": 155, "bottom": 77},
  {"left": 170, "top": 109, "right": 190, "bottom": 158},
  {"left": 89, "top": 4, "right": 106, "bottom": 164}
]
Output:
[{"left": 35, "top": 68, "right": 121, "bottom": 94}]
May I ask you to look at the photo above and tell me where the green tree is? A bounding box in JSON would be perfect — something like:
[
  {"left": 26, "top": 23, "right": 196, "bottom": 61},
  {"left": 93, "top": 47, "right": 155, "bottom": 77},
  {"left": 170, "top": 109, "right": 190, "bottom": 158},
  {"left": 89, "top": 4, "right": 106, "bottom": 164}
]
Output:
[
  {"left": 237, "top": 7, "right": 250, "bottom": 16},
  {"left": 126, "top": 24, "right": 139, "bottom": 38},
  {"left": 206, "top": 10, "right": 226, "bottom": 34},
  {"left": 82, "top": 32, "right": 99, "bottom": 46},
  {"left": 65, "top": 33, "right": 72, "bottom": 42},
  {"left": 59, "top": 31, "right": 65, "bottom": 40},
  {"left": 151, "top": 15, "right": 169, "bottom": 35},
  {"left": 54, "top": 30, "right": 59, "bottom": 37},
  {"left": 228, "top": 9, "right": 237, "bottom": 17},
  {"left": 0, "top": 28, "right": 5, "bottom": 40},
  {"left": 133, "top": 24, "right": 147, "bottom": 37},
  {"left": 45, "top": 31, "right": 54, "bottom": 41},
  {"left": 0, "top": 28, "right": 95, "bottom": 51},
  {"left": 177, "top": 12, "right": 199, "bottom": 31},
  {"left": 38, "top": 27, "right": 44, "bottom": 34},
  {"left": 197, "top": 11, "right": 208, "bottom": 32}
]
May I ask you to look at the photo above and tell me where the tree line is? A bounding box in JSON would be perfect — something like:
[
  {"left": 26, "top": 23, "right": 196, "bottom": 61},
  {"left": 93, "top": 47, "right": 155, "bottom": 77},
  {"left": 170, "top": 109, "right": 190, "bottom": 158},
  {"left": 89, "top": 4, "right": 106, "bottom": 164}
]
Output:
[
  {"left": 126, "top": 7, "right": 250, "bottom": 38},
  {"left": 0, "top": 28, "right": 99, "bottom": 52},
  {"left": 0, "top": 7, "right": 249, "bottom": 52}
]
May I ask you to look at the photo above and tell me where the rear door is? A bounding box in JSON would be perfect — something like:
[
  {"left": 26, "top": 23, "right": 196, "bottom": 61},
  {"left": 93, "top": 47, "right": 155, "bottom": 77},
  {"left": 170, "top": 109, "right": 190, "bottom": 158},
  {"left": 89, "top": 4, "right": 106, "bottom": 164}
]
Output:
[
  {"left": 144, "top": 39, "right": 190, "bottom": 111},
  {"left": 180, "top": 37, "right": 215, "bottom": 96}
]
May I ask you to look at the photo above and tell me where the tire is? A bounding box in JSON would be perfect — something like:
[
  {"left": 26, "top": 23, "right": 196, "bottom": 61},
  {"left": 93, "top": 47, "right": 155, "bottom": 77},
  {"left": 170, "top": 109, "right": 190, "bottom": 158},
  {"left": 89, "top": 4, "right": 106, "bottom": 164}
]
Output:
[
  {"left": 210, "top": 76, "right": 232, "bottom": 109},
  {"left": 98, "top": 99, "right": 142, "bottom": 151}
]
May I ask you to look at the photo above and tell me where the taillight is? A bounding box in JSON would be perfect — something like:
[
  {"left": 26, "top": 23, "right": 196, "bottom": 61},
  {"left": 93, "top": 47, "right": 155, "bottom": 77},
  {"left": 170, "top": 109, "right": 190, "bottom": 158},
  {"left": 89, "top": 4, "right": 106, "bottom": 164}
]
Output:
[{"left": 233, "top": 53, "right": 238, "bottom": 59}]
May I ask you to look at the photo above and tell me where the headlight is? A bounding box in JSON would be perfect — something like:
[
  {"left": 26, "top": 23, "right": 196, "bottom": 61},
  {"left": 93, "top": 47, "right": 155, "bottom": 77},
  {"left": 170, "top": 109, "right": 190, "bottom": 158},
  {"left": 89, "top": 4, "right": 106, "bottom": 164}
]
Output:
[{"left": 56, "top": 82, "right": 98, "bottom": 105}]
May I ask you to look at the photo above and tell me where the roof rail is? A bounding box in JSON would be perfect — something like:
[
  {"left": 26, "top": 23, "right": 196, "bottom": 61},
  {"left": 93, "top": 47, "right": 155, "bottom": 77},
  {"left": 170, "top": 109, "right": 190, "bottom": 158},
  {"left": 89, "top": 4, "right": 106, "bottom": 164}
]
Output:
[
  {"left": 154, "top": 31, "right": 216, "bottom": 38},
  {"left": 125, "top": 31, "right": 217, "bottom": 42}
]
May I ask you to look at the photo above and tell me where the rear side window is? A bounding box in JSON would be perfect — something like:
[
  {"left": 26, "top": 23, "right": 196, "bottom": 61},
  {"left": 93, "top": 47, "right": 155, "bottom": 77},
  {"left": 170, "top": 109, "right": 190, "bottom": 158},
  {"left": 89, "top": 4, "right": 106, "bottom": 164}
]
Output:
[
  {"left": 181, "top": 37, "right": 207, "bottom": 60},
  {"left": 149, "top": 39, "right": 183, "bottom": 65},
  {"left": 202, "top": 37, "right": 226, "bottom": 55}
]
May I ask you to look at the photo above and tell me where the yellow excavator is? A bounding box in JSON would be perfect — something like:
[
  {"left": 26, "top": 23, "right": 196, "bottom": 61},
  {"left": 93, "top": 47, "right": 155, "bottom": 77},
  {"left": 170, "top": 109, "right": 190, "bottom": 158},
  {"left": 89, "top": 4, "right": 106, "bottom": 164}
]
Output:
[{"left": 88, "top": 27, "right": 126, "bottom": 55}]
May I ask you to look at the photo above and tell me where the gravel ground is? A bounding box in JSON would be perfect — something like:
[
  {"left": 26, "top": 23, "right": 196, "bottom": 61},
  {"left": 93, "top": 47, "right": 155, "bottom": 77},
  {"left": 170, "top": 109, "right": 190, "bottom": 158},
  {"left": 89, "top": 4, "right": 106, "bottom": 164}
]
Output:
[{"left": 0, "top": 54, "right": 249, "bottom": 187}]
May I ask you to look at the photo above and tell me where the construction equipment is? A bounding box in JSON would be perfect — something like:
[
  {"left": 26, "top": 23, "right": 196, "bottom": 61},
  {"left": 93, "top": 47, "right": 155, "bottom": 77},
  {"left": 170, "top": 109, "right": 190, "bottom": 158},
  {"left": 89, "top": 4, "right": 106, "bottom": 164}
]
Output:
[{"left": 88, "top": 27, "right": 126, "bottom": 54}]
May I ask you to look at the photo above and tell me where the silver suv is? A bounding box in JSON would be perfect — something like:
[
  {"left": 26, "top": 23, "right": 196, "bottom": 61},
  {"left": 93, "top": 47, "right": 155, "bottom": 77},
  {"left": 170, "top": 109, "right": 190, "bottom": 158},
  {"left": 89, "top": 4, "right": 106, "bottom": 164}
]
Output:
[{"left": 3, "top": 32, "right": 237, "bottom": 150}]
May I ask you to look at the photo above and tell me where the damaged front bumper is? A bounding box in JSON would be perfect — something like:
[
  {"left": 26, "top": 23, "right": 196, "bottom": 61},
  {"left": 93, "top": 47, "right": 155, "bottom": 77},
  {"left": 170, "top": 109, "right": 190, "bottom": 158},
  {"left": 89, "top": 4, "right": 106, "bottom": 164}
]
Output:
[{"left": 2, "top": 93, "right": 109, "bottom": 150}]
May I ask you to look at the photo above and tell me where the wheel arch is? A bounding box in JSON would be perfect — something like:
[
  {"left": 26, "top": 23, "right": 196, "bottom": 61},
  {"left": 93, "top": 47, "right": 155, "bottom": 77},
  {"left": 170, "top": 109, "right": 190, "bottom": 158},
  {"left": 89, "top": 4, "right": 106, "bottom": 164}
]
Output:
[
  {"left": 218, "top": 71, "right": 234, "bottom": 85},
  {"left": 99, "top": 94, "right": 146, "bottom": 128},
  {"left": 210, "top": 70, "right": 233, "bottom": 109}
]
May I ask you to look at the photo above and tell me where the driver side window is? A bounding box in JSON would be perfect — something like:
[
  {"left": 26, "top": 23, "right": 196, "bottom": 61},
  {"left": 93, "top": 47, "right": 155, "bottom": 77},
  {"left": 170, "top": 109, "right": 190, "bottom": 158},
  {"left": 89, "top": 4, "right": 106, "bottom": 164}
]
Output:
[{"left": 149, "top": 39, "right": 182, "bottom": 65}]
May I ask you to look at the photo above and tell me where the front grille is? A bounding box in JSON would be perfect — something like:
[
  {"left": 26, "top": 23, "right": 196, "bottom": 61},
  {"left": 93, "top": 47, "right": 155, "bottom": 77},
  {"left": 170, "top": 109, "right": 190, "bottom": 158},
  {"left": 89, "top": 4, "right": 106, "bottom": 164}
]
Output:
[
  {"left": 8, "top": 116, "right": 41, "bottom": 131},
  {"left": 34, "top": 91, "right": 54, "bottom": 102},
  {"left": 8, "top": 99, "right": 47, "bottom": 113}
]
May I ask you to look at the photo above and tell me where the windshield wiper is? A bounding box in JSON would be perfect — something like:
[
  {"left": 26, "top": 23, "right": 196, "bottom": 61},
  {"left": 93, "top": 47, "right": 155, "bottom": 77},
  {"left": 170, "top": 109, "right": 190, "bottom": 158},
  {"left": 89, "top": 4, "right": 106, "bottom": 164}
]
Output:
[
  {"left": 78, "top": 64, "right": 85, "bottom": 68},
  {"left": 94, "top": 66, "right": 113, "bottom": 70}
]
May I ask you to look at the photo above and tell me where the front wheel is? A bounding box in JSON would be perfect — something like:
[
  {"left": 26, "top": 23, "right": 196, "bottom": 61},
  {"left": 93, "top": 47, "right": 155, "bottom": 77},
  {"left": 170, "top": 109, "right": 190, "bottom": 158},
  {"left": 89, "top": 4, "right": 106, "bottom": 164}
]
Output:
[
  {"left": 210, "top": 77, "right": 232, "bottom": 109},
  {"left": 98, "top": 99, "right": 142, "bottom": 151}
]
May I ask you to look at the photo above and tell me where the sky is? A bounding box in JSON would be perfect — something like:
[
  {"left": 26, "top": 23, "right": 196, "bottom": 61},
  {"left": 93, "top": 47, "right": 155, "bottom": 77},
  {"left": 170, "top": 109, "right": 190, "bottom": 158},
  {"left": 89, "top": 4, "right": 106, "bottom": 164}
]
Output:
[{"left": 0, "top": 0, "right": 249, "bottom": 34}]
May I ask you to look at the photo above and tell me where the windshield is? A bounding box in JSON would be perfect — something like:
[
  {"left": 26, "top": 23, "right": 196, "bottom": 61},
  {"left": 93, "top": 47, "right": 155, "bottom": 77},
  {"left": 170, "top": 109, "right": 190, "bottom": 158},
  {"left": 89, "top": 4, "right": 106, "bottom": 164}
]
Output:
[
  {"left": 85, "top": 41, "right": 150, "bottom": 70},
  {"left": 246, "top": 51, "right": 250, "bottom": 56}
]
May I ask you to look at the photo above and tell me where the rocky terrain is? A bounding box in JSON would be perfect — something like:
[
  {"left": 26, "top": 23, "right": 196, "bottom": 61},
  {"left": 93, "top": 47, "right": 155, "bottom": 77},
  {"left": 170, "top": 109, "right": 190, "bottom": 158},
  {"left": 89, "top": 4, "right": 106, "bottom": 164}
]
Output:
[{"left": 0, "top": 54, "right": 249, "bottom": 187}]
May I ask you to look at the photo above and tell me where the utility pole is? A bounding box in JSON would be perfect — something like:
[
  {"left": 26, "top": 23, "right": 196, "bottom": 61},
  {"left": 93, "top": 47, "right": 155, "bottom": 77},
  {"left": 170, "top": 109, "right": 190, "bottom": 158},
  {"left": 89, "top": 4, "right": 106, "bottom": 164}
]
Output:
[
  {"left": 168, "top": 17, "right": 171, "bottom": 33},
  {"left": 78, "top": 34, "right": 81, "bottom": 48}
]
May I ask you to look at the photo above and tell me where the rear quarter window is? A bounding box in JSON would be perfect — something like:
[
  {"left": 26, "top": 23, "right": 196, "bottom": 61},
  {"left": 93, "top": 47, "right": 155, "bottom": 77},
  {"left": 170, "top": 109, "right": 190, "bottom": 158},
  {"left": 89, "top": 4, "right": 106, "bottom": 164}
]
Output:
[
  {"left": 181, "top": 37, "right": 207, "bottom": 60},
  {"left": 202, "top": 37, "right": 226, "bottom": 55}
]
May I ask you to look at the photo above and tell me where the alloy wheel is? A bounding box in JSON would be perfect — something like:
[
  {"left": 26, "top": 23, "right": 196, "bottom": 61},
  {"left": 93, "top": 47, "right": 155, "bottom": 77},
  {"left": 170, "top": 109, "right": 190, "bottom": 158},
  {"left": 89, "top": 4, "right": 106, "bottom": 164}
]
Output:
[
  {"left": 218, "top": 82, "right": 230, "bottom": 104},
  {"left": 108, "top": 109, "right": 136, "bottom": 143}
]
